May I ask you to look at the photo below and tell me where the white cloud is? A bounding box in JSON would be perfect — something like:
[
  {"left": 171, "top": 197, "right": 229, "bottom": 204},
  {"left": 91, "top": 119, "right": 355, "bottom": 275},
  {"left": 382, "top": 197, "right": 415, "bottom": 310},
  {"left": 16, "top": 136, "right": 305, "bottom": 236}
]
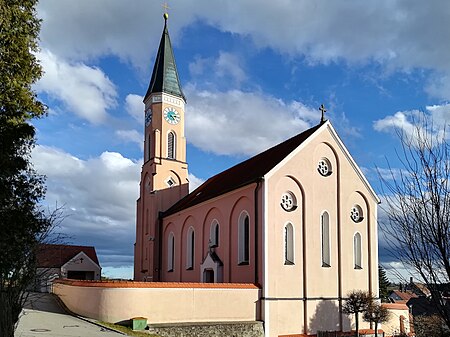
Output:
[
  {"left": 373, "top": 104, "right": 450, "bottom": 142},
  {"left": 125, "top": 94, "right": 144, "bottom": 125},
  {"left": 188, "top": 173, "right": 204, "bottom": 192},
  {"left": 32, "top": 145, "right": 141, "bottom": 268},
  {"left": 38, "top": 1, "right": 450, "bottom": 71},
  {"left": 115, "top": 129, "right": 144, "bottom": 151},
  {"left": 373, "top": 111, "right": 417, "bottom": 135},
  {"left": 185, "top": 85, "right": 317, "bottom": 156},
  {"left": 189, "top": 52, "right": 247, "bottom": 87},
  {"left": 36, "top": 50, "right": 117, "bottom": 124},
  {"left": 37, "top": 1, "right": 450, "bottom": 97}
]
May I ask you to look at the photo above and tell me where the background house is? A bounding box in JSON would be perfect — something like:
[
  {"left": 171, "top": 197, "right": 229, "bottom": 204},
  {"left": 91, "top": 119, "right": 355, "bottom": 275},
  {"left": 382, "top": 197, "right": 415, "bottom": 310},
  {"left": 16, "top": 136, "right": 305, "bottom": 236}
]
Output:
[{"left": 35, "top": 244, "right": 101, "bottom": 292}]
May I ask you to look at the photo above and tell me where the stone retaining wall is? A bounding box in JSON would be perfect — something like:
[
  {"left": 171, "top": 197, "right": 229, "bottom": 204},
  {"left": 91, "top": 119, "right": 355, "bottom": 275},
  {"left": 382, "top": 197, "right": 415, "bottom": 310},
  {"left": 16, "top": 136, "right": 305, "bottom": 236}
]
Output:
[{"left": 148, "top": 321, "right": 264, "bottom": 337}]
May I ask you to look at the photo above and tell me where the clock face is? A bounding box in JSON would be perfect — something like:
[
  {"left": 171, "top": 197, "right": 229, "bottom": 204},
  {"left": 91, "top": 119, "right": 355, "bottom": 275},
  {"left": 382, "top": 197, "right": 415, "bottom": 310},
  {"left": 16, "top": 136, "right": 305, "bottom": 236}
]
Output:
[
  {"left": 163, "top": 107, "right": 180, "bottom": 125},
  {"left": 145, "top": 108, "right": 152, "bottom": 126}
]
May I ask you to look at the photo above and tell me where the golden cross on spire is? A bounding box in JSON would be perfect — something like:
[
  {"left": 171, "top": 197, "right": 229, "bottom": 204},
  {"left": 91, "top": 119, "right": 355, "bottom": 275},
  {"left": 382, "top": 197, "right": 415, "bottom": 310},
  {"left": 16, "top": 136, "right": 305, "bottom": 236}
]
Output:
[
  {"left": 162, "top": 2, "right": 170, "bottom": 14},
  {"left": 162, "top": 2, "right": 170, "bottom": 21},
  {"left": 319, "top": 104, "right": 327, "bottom": 123}
]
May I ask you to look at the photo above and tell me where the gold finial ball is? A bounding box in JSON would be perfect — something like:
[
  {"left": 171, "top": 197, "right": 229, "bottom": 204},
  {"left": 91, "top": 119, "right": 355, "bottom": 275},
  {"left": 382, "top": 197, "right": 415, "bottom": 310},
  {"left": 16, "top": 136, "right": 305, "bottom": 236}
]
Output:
[{"left": 163, "top": 13, "right": 169, "bottom": 20}]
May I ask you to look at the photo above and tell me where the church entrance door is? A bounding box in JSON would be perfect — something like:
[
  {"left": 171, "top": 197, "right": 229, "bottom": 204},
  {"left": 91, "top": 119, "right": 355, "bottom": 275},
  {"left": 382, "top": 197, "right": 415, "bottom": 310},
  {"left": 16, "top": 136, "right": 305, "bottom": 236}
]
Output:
[{"left": 203, "top": 269, "right": 214, "bottom": 283}]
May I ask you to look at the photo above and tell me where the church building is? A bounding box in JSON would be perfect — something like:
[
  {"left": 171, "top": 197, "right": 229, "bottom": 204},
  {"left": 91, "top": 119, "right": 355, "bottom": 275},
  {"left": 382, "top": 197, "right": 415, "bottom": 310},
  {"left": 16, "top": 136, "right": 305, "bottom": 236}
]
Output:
[{"left": 134, "top": 13, "right": 380, "bottom": 337}]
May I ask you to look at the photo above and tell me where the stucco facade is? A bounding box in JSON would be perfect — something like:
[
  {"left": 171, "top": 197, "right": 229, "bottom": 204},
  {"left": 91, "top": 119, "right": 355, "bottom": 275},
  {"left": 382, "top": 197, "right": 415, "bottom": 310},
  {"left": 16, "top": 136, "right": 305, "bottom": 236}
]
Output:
[{"left": 133, "top": 14, "right": 380, "bottom": 337}]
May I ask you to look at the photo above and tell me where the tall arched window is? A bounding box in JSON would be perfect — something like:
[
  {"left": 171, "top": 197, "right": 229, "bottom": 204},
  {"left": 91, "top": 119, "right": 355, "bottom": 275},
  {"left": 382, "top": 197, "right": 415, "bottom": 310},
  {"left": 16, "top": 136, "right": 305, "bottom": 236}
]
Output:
[
  {"left": 354, "top": 232, "right": 362, "bottom": 269},
  {"left": 284, "top": 223, "right": 294, "bottom": 265},
  {"left": 210, "top": 221, "right": 219, "bottom": 247},
  {"left": 321, "top": 211, "right": 331, "bottom": 267},
  {"left": 167, "top": 131, "right": 176, "bottom": 159},
  {"left": 167, "top": 232, "right": 175, "bottom": 272},
  {"left": 238, "top": 213, "right": 250, "bottom": 264},
  {"left": 186, "top": 227, "right": 195, "bottom": 270}
]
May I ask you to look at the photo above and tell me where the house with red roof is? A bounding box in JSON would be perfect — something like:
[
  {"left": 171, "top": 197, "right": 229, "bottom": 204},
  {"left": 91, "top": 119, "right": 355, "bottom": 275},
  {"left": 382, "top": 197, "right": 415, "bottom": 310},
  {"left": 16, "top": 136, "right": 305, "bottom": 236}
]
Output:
[
  {"left": 389, "top": 289, "right": 418, "bottom": 303},
  {"left": 35, "top": 243, "right": 101, "bottom": 292}
]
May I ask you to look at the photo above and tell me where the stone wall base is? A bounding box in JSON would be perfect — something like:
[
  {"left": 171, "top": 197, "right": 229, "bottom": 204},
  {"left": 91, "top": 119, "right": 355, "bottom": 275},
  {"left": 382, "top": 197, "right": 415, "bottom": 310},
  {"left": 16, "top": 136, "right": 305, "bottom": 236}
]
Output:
[{"left": 148, "top": 321, "right": 264, "bottom": 337}]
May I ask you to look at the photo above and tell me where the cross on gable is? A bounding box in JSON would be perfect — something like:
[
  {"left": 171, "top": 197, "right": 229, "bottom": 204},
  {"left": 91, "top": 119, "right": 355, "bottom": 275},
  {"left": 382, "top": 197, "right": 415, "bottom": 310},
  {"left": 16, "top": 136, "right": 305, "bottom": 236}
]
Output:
[{"left": 319, "top": 104, "right": 327, "bottom": 123}]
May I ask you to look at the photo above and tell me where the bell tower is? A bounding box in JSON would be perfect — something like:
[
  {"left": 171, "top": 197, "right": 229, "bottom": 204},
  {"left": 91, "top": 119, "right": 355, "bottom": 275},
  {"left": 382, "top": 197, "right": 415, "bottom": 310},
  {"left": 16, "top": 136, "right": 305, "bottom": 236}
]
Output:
[
  {"left": 143, "top": 12, "right": 188, "bottom": 192},
  {"left": 134, "top": 13, "right": 189, "bottom": 281}
]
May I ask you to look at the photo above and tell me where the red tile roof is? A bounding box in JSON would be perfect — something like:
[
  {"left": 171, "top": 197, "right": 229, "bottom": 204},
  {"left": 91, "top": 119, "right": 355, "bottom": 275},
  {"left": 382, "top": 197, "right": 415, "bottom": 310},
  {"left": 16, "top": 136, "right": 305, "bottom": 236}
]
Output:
[
  {"left": 163, "top": 123, "right": 323, "bottom": 216},
  {"left": 390, "top": 290, "right": 418, "bottom": 302},
  {"left": 37, "top": 244, "right": 100, "bottom": 268},
  {"left": 382, "top": 303, "right": 409, "bottom": 310}
]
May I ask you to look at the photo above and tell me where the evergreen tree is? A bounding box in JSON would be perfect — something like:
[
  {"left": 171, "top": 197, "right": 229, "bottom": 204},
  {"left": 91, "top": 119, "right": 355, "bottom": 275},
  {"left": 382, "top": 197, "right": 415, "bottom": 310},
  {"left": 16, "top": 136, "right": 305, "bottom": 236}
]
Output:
[
  {"left": 0, "top": 1, "right": 50, "bottom": 336},
  {"left": 379, "top": 265, "right": 390, "bottom": 302}
]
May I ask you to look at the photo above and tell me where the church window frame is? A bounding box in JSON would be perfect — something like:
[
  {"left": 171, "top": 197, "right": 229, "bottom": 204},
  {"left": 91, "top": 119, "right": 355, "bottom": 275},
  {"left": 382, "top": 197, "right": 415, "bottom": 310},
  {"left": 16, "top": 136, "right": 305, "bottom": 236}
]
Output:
[
  {"left": 186, "top": 227, "right": 195, "bottom": 270},
  {"left": 284, "top": 222, "right": 294, "bottom": 265},
  {"left": 238, "top": 211, "right": 250, "bottom": 265},
  {"left": 318, "top": 158, "right": 332, "bottom": 177},
  {"left": 167, "top": 131, "right": 176, "bottom": 159},
  {"left": 167, "top": 232, "right": 175, "bottom": 272},
  {"left": 354, "top": 232, "right": 362, "bottom": 269},
  {"left": 210, "top": 220, "right": 219, "bottom": 248},
  {"left": 321, "top": 211, "right": 331, "bottom": 267},
  {"left": 350, "top": 205, "right": 364, "bottom": 223},
  {"left": 280, "top": 191, "right": 297, "bottom": 212},
  {"left": 165, "top": 176, "right": 176, "bottom": 188}
]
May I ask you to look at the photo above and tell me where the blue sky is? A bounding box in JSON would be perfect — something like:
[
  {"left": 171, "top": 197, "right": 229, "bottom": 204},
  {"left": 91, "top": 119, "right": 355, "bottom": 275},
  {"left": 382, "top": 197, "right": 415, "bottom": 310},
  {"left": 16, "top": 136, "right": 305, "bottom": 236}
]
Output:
[{"left": 31, "top": 1, "right": 450, "bottom": 280}]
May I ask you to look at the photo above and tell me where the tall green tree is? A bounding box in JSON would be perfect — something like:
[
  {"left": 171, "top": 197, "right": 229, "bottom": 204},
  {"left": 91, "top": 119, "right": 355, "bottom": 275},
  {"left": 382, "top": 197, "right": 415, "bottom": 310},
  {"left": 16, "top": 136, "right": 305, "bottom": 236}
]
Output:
[
  {"left": 378, "top": 265, "right": 390, "bottom": 302},
  {"left": 0, "top": 1, "right": 50, "bottom": 336},
  {"left": 342, "top": 290, "right": 373, "bottom": 337}
]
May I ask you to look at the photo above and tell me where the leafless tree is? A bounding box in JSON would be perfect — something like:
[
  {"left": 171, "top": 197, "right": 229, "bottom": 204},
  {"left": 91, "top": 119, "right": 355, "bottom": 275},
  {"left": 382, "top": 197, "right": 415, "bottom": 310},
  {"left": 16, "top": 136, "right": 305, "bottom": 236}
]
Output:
[
  {"left": 363, "top": 302, "right": 391, "bottom": 337},
  {"left": 379, "top": 113, "right": 450, "bottom": 329},
  {"left": 342, "top": 290, "right": 373, "bottom": 337}
]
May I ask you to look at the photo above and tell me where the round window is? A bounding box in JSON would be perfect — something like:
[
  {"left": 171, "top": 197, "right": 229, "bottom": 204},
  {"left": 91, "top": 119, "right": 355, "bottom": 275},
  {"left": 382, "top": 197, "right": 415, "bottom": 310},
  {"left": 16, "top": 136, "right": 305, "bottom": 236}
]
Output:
[
  {"left": 318, "top": 158, "right": 332, "bottom": 176},
  {"left": 281, "top": 192, "right": 297, "bottom": 212},
  {"left": 350, "top": 205, "right": 363, "bottom": 223}
]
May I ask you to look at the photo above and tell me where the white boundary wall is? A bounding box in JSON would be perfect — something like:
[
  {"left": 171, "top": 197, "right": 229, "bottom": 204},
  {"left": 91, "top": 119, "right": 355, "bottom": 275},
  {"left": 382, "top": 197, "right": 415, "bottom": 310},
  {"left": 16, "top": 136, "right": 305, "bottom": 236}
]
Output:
[{"left": 53, "top": 279, "right": 261, "bottom": 324}]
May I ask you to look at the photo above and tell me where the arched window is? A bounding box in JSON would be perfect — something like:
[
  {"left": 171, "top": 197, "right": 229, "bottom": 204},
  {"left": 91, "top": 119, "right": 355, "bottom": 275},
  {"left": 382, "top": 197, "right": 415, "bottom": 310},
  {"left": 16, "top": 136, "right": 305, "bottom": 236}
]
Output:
[
  {"left": 238, "top": 213, "right": 250, "bottom": 264},
  {"left": 321, "top": 211, "right": 331, "bottom": 267},
  {"left": 167, "top": 232, "right": 175, "bottom": 272},
  {"left": 186, "top": 227, "right": 195, "bottom": 270},
  {"left": 284, "top": 223, "right": 294, "bottom": 265},
  {"left": 168, "top": 131, "right": 176, "bottom": 159},
  {"left": 354, "top": 232, "right": 362, "bottom": 269},
  {"left": 210, "top": 221, "right": 219, "bottom": 247}
]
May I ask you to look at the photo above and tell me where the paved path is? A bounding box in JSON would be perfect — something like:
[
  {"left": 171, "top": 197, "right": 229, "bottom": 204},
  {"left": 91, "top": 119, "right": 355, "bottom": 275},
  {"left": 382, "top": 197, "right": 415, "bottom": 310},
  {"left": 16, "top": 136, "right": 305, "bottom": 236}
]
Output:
[{"left": 15, "top": 292, "right": 124, "bottom": 337}]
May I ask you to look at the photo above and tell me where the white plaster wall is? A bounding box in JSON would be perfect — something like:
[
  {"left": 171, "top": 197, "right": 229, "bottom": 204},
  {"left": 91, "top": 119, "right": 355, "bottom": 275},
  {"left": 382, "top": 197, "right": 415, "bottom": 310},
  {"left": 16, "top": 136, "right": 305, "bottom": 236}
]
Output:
[{"left": 53, "top": 281, "right": 260, "bottom": 324}]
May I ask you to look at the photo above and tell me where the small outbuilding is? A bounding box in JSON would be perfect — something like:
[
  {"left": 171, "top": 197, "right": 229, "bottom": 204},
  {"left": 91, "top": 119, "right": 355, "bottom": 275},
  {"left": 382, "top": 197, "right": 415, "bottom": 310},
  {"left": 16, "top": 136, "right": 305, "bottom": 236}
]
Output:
[{"left": 35, "top": 243, "right": 101, "bottom": 292}]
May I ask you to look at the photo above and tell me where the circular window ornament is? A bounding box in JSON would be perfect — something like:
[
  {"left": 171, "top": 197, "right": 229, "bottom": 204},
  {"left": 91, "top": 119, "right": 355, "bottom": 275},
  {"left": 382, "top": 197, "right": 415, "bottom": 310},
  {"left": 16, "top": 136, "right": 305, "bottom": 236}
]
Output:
[
  {"left": 281, "top": 192, "right": 297, "bottom": 212},
  {"left": 318, "top": 158, "right": 332, "bottom": 177},
  {"left": 350, "top": 205, "right": 363, "bottom": 223}
]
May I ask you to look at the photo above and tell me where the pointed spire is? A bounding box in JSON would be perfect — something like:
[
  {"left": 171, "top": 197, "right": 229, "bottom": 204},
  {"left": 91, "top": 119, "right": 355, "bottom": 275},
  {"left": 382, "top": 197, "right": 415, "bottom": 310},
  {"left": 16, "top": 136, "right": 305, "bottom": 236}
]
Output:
[{"left": 144, "top": 13, "right": 186, "bottom": 102}]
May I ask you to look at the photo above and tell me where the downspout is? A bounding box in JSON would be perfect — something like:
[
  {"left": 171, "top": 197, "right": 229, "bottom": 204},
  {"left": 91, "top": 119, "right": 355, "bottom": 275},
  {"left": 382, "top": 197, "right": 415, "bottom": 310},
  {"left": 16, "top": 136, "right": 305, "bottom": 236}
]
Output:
[
  {"left": 254, "top": 178, "right": 263, "bottom": 285},
  {"left": 157, "top": 211, "right": 163, "bottom": 281}
]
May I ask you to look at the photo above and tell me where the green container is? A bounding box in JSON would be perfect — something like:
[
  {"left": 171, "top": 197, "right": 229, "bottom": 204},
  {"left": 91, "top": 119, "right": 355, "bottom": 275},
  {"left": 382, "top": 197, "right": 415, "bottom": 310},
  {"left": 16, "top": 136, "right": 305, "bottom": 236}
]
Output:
[{"left": 131, "top": 317, "right": 147, "bottom": 331}]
